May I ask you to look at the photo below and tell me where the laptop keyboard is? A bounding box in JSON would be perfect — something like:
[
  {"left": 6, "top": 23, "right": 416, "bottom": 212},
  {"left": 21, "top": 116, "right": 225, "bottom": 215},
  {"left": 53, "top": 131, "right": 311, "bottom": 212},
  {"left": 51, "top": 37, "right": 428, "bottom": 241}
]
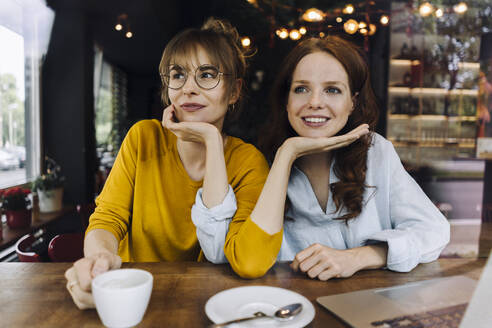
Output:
[{"left": 370, "top": 303, "right": 468, "bottom": 328}]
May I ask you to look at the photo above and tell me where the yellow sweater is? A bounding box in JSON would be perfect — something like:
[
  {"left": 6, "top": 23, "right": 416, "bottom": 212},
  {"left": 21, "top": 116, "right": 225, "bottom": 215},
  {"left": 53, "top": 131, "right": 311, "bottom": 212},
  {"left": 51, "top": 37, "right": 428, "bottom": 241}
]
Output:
[{"left": 87, "top": 119, "right": 281, "bottom": 275}]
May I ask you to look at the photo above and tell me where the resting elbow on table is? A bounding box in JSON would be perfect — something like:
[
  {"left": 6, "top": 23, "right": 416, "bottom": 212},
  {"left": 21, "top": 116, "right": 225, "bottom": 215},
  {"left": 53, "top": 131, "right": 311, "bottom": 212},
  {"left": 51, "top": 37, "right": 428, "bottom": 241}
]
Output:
[
  {"left": 224, "top": 217, "right": 283, "bottom": 279},
  {"left": 226, "top": 252, "right": 277, "bottom": 279}
]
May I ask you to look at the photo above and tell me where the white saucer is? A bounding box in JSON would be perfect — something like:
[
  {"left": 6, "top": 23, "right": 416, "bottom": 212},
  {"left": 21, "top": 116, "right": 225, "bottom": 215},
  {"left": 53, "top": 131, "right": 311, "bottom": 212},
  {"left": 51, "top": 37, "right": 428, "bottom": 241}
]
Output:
[{"left": 205, "top": 286, "right": 315, "bottom": 327}]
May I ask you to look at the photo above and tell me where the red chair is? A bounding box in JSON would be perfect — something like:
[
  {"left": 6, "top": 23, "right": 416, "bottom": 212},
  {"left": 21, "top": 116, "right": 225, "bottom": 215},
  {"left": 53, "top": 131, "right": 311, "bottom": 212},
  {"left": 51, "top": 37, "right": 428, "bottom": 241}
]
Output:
[
  {"left": 48, "top": 233, "right": 85, "bottom": 262},
  {"left": 15, "top": 234, "right": 43, "bottom": 262}
]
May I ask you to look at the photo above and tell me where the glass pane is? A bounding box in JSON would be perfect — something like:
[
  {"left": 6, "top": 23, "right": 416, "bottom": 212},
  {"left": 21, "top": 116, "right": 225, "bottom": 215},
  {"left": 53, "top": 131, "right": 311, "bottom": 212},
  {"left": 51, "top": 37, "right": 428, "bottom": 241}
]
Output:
[{"left": 0, "top": 25, "right": 26, "bottom": 187}]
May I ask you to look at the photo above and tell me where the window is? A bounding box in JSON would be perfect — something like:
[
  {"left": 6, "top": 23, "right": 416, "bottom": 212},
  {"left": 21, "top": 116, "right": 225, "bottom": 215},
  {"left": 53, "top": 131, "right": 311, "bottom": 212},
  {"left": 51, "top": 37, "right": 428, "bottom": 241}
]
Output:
[{"left": 0, "top": 0, "right": 54, "bottom": 188}]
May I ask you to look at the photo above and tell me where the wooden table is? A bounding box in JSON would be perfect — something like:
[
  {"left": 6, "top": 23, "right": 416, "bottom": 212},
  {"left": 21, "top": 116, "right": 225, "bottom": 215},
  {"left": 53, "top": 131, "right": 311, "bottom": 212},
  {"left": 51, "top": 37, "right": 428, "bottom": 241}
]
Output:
[
  {"left": 0, "top": 206, "right": 75, "bottom": 251},
  {"left": 0, "top": 258, "right": 486, "bottom": 328}
]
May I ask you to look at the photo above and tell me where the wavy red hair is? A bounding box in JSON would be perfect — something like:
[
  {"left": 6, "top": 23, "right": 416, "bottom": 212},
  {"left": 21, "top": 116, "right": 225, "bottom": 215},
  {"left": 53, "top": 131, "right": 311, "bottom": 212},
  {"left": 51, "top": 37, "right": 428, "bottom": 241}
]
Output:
[{"left": 260, "top": 36, "right": 379, "bottom": 221}]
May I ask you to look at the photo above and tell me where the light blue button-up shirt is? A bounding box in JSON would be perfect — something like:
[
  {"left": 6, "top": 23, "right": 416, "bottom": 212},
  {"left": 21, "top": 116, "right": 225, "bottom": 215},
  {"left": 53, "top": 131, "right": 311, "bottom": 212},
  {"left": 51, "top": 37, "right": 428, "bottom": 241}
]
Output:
[{"left": 192, "top": 133, "right": 450, "bottom": 272}]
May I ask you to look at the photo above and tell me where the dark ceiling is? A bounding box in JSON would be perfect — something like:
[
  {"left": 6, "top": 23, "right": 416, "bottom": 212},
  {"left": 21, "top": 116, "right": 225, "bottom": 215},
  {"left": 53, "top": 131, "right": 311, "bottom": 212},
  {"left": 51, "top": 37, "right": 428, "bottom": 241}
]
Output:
[
  {"left": 44, "top": 0, "right": 379, "bottom": 77},
  {"left": 46, "top": 0, "right": 227, "bottom": 75}
]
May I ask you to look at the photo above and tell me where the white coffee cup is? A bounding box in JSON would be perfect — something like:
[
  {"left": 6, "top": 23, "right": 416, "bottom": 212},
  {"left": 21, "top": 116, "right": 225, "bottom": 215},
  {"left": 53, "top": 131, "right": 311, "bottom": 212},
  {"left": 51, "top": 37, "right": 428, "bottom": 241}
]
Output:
[{"left": 92, "top": 269, "right": 153, "bottom": 328}]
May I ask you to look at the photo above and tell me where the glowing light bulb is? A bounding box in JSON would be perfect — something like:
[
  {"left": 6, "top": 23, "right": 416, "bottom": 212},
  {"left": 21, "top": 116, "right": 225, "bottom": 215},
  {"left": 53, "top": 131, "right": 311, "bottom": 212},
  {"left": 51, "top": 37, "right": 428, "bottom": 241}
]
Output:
[
  {"left": 359, "top": 21, "right": 367, "bottom": 29},
  {"left": 299, "top": 27, "right": 307, "bottom": 35},
  {"left": 319, "top": 32, "right": 325, "bottom": 38},
  {"left": 289, "top": 29, "right": 301, "bottom": 40},
  {"left": 343, "top": 4, "right": 354, "bottom": 14},
  {"left": 368, "top": 24, "right": 377, "bottom": 35},
  {"left": 453, "top": 2, "right": 467, "bottom": 14},
  {"left": 435, "top": 8, "right": 443, "bottom": 17},
  {"left": 380, "top": 15, "right": 389, "bottom": 25},
  {"left": 241, "top": 37, "right": 251, "bottom": 47},
  {"left": 419, "top": 2, "right": 434, "bottom": 17},
  {"left": 360, "top": 28, "right": 368, "bottom": 35},
  {"left": 125, "top": 31, "right": 133, "bottom": 38},
  {"left": 344, "top": 19, "right": 358, "bottom": 34},
  {"left": 278, "top": 28, "right": 289, "bottom": 39},
  {"left": 115, "top": 23, "right": 123, "bottom": 31},
  {"left": 302, "top": 8, "right": 324, "bottom": 22},
  {"left": 336, "top": 17, "right": 342, "bottom": 23}
]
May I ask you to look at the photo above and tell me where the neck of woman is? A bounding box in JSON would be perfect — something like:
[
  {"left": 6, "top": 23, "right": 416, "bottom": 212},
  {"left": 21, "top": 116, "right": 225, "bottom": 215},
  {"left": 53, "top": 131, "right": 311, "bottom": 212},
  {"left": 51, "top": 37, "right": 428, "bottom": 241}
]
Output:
[
  {"left": 297, "top": 152, "right": 332, "bottom": 177},
  {"left": 177, "top": 139, "right": 207, "bottom": 167}
]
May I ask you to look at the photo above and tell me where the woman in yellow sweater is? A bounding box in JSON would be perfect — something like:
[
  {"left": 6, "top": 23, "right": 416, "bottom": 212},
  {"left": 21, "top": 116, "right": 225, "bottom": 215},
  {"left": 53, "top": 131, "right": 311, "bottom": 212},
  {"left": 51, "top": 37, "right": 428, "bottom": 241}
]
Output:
[{"left": 64, "top": 18, "right": 270, "bottom": 309}]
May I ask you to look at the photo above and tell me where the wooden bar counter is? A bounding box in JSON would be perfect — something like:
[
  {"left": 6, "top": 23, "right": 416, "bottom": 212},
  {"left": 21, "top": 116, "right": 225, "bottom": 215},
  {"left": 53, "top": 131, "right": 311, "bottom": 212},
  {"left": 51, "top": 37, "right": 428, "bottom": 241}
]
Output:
[{"left": 0, "top": 258, "right": 487, "bottom": 328}]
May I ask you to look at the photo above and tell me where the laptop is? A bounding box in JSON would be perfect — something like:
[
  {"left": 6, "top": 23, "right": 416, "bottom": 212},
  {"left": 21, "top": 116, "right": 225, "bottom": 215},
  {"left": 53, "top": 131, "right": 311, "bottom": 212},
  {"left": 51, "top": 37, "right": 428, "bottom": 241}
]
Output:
[{"left": 317, "top": 253, "right": 492, "bottom": 328}]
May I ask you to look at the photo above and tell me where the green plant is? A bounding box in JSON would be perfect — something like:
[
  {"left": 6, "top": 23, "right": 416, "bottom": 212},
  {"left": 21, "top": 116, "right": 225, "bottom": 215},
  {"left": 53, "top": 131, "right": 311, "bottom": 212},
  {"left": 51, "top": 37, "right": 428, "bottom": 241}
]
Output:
[
  {"left": 31, "top": 157, "right": 65, "bottom": 192},
  {"left": 0, "top": 187, "right": 31, "bottom": 210}
]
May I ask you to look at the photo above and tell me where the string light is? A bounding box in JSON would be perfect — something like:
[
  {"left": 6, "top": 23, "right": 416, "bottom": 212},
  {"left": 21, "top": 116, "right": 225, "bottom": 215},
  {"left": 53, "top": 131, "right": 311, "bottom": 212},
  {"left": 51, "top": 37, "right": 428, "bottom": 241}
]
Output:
[
  {"left": 419, "top": 2, "right": 434, "bottom": 17},
  {"left": 368, "top": 24, "right": 377, "bottom": 35},
  {"left": 278, "top": 28, "right": 289, "bottom": 39},
  {"left": 261, "top": 2, "right": 394, "bottom": 43},
  {"left": 302, "top": 8, "right": 324, "bottom": 22},
  {"left": 319, "top": 32, "right": 325, "bottom": 38},
  {"left": 241, "top": 37, "right": 251, "bottom": 47},
  {"left": 289, "top": 29, "right": 301, "bottom": 40},
  {"left": 115, "top": 14, "right": 133, "bottom": 39},
  {"left": 435, "top": 8, "right": 443, "bottom": 17},
  {"left": 344, "top": 19, "right": 359, "bottom": 34},
  {"left": 380, "top": 15, "right": 389, "bottom": 25},
  {"left": 453, "top": 2, "right": 468, "bottom": 14},
  {"left": 343, "top": 4, "right": 355, "bottom": 14}
]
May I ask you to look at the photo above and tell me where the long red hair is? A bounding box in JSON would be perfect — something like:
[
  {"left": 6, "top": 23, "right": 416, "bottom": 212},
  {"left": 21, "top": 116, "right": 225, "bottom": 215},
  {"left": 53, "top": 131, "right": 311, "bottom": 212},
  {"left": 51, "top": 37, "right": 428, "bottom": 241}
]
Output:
[{"left": 260, "top": 36, "right": 379, "bottom": 221}]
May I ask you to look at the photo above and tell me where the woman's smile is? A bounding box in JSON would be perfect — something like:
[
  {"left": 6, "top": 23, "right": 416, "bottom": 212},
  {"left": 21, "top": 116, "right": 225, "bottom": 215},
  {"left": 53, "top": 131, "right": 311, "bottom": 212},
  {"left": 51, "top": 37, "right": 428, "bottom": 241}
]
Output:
[{"left": 302, "top": 115, "right": 331, "bottom": 127}]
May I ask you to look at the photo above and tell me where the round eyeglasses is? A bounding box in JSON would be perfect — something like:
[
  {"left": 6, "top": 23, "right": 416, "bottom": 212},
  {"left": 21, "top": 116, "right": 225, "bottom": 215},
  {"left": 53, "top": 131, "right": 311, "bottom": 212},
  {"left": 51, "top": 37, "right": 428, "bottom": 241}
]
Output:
[{"left": 160, "top": 64, "right": 230, "bottom": 90}]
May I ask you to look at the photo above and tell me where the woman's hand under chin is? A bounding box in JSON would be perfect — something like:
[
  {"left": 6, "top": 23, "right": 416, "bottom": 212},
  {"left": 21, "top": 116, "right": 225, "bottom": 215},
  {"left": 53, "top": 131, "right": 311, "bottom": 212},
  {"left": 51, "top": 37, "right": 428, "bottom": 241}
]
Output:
[
  {"left": 161, "top": 105, "right": 222, "bottom": 144},
  {"left": 280, "top": 124, "right": 370, "bottom": 160}
]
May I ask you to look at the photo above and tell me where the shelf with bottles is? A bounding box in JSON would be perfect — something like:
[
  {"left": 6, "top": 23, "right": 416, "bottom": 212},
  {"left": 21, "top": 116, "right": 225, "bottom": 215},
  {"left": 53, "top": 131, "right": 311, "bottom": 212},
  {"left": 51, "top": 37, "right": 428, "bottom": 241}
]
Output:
[
  {"left": 388, "top": 34, "right": 480, "bottom": 90},
  {"left": 388, "top": 87, "right": 478, "bottom": 96},
  {"left": 390, "top": 59, "right": 480, "bottom": 70},
  {"left": 389, "top": 139, "right": 475, "bottom": 149},
  {"left": 386, "top": 2, "right": 483, "bottom": 165},
  {"left": 387, "top": 116, "right": 476, "bottom": 152},
  {"left": 388, "top": 89, "right": 477, "bottom": 116},
  {"left": 388, "top": 114, "right": 477, "bottom": 121}
]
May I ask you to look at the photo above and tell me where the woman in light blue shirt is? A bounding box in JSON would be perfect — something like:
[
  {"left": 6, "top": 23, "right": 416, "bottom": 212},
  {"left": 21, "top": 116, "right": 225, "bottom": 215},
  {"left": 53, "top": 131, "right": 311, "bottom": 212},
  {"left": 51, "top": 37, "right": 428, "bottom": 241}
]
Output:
[{"left": 192, "top": 36, "right": 450, "bottom": 280}]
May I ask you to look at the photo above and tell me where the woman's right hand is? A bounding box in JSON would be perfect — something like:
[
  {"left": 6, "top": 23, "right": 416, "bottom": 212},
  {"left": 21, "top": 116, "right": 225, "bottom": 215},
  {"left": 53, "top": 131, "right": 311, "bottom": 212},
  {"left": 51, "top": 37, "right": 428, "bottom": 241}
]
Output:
[
  {"left": 65, "top": 252, "right": 122, "bottom": 310},
  {"left": 161, "top": 104, "right": 221, "bottom": 145},
  {"left": 280, "top": 124, "right": 370, "bottom": 160}
]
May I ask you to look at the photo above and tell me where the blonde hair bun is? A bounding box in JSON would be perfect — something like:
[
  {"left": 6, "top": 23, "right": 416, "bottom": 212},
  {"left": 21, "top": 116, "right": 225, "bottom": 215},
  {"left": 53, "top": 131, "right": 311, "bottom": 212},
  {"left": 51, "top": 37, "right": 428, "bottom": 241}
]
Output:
[{"left": 201, "top": 17, "right": 240, "bottom": 43}]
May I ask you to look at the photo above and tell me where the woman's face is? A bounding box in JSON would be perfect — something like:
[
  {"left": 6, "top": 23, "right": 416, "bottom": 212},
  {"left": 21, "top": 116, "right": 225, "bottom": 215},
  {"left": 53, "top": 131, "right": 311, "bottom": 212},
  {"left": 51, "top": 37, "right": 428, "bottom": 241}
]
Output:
[
  {"left": 286, "top": 51, "right": 354, "bottom": 138},
  {"left": 167, "top": 47, "right": 235, "bottom": 130}
]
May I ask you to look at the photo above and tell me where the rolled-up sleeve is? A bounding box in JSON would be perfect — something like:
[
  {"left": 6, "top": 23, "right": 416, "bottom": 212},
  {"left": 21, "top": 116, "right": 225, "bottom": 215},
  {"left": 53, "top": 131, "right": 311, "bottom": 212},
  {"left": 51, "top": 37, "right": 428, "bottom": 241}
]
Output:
[
  {"left": 364, "top": 141, "right": 450, "bottom": 272},
  {"left": 191, "top": 185, "right": 237, "bottom": 263}
]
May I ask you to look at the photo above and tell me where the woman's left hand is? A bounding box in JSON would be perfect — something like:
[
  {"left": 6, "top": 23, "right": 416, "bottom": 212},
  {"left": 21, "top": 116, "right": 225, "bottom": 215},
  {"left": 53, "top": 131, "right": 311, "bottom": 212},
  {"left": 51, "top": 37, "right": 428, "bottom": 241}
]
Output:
[
  {"left": 290, "top": 243, "right": 360, "bottom": 281},
  {"left": 161, "top": 105, "right": 220, "bottom": 144}
]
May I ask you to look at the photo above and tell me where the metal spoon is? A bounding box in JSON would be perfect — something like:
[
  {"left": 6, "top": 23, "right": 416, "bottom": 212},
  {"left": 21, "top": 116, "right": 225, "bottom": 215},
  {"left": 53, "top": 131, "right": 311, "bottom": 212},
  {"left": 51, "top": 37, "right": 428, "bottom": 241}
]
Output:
[{"left": 209, "top": 303, "right": 303, "bottom": 327}]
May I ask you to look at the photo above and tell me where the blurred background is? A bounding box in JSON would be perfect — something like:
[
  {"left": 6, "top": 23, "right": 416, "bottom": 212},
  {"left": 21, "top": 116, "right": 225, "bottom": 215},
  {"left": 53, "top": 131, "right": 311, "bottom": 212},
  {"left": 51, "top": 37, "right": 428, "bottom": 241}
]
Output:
[{"left": 1, "top": 0, "right": 492, "bottom": 259}]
